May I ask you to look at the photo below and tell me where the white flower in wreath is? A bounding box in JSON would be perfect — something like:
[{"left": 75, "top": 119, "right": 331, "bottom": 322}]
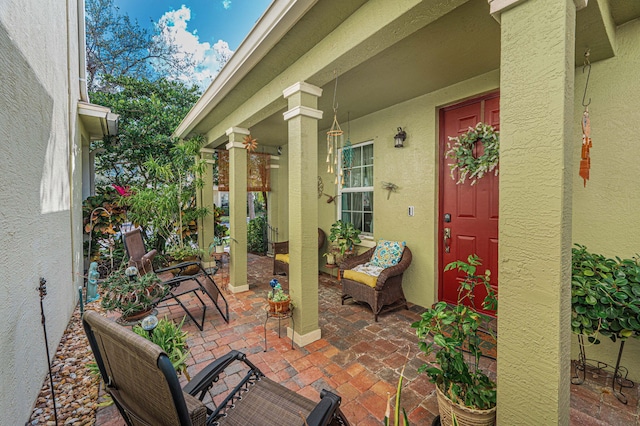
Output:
[{"left": 445, "top": 122, "right": 499, "bottom": 185}]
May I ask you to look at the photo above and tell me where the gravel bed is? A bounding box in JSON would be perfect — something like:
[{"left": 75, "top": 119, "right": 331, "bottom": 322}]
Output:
[{"left": 28, "top": 302, "right": 102, "bottom": 425}]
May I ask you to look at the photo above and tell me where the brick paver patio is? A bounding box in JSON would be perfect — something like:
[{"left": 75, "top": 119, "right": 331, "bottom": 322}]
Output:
[{"left": 97, "top": 254, "right": 640, "bottom": 425}]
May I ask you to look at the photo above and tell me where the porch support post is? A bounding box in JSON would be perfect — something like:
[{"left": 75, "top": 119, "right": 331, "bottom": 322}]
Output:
[
  {"left": 198, "top": 151, "right": 215, "bottom": 266},
  {"left": 226, "top": 127, "right": 250, "bottom": 293},
  {"left": 283, "top": 82, "right": 323, "bottom": 346},
  {"left": 497, "top": 0, "right": 574, "bottom": 424}
]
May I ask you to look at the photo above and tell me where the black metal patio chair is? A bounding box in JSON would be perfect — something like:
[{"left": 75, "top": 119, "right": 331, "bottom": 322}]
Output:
[{"left": 123, "top": 228, "right": 229, "bottom": 329}]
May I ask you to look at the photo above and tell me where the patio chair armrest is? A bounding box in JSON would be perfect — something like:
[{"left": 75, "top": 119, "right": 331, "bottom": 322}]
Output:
[
  {"left": 305, "top": 389, "right": 343, "bottom": 426},
  {"left": 183, "top": 350, "right": 261, "bottom": 397}
]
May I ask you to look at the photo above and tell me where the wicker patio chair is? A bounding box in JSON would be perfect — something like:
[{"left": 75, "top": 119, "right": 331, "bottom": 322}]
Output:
[
  {"left": 83, "top": 311, "right": 350, "bottom": 426},
  {"left": 339, "top": 245, "right": 412, "bottom": 321},
  {"left": 273, "top": 228, "right": 326, "bottom": 275},
  {"left": 123, "top": 228, "right": 229, "bottom": 330}
]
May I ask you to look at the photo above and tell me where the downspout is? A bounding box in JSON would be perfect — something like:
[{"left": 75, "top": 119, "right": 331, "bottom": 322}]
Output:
[{"left": 78, "top": 0, "right": 89, "bottom": 102}]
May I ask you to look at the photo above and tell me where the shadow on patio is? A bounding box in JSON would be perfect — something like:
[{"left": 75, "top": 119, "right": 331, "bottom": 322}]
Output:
[{"left": 97, "top": 254, "right": 640, "bottom": 425}]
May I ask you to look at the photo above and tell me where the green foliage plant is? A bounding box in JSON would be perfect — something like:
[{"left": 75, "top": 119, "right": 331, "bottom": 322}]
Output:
[
  {"left": 571, "top": 244, "right": 640, "bottom": 344},
  {"left": 133, "top": 316, "right": 190, "bottom": 375},
  {"left": 100, "top": 268, "right": 169, "bottom": 318},
  {"left": 412, "top": 255, "right": 497, "bottom": 411},
  {"left": 166, "top": 244, "right": 203, "bottom": 262},
  {"left": 328, "top": 220, "right": 362, "bottom": 256},
  {"left": 247, "top": 216, "right": 268, "bottom": 254},
  {"left": 383, "top": 352, "right": 410, "bottom": 426},
  {"left": 126, "top": 136, "right": 210, "bottom": 254},
  {"left": 90, "top": 76, "right": 201, "bottom": 188}
]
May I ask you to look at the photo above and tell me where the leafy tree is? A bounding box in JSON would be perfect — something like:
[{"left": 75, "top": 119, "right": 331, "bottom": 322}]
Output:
[
  {"left": 85, "top": 0, "right": 194, "bottom": 92},
  {"left": 126, "top": 136, "right": 210, "bottom": 254},
  {"left": 90, "top": 75, "right": 200, "bottom": 187}
]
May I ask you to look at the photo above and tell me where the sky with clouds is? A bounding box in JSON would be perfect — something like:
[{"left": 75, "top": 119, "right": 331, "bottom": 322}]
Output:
[{"left": 113, "top": 0, "right": 272, "bottom": 87}]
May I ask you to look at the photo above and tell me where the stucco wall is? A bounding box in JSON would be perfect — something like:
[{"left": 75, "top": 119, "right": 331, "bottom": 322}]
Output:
[
  {"left": 0, "top": 0, "right": 84, "bottom": 423},
  {"left": 318, "top": 70, "right": 500, "bottom": 308},
  {"left": 571, "top": 18, "right": 640, "bottom": 380}
]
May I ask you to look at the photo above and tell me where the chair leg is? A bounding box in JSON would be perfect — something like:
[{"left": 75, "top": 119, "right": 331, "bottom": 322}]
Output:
[{"left": 172, "top": 292, "right": 207, "bottom": 331}]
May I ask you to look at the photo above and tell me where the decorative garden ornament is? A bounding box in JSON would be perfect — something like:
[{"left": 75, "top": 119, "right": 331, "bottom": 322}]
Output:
[
  {"left": 243, "top": 134, "right": 258, "bottom": 152},
  {"left": 580, "top": 50, "right": 592, "bottom": 187},
  {"left": 327, "top": 71, "right": 343, "bottom": 184}
]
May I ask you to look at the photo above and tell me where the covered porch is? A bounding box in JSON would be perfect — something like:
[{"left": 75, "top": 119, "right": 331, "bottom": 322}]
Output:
[
  {"left": 173, "top": 0, "right": 640, "bottom": 423},
  {"left": 89, "top": 255, "right": 640, "bottom": 425}
]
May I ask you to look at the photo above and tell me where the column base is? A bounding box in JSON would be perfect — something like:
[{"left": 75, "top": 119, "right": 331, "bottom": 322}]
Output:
[
  {"left": 228, "top": 284, "right": 249, "bottom": 293},
  {"left": 288, "top": 327, "right": 321, "bottom": 347}
]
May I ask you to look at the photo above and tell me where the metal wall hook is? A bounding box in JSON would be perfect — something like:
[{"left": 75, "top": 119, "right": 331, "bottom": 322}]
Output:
[{"left": 582, "top": 50, "right": 592, "bottom": 107}]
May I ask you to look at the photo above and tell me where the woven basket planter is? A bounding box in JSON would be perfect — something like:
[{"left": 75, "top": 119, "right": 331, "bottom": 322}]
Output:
[
  {"left": 436, "top": 385, "right": 496, "bottom": 426},
  {"left": 268, "top": 298, "right": 291, "bottom": 314}
]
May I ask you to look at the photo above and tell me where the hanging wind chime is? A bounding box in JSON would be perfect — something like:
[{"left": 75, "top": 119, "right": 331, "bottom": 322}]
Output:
[
  {"left": 342, "top": 112, "right": 353, "bottom": 185},
  {"left": 326, "top": 71, "right": 343, "bottom": 184},
  {"left": 580, "top": 50, "right": 592, "bottom": 187}
]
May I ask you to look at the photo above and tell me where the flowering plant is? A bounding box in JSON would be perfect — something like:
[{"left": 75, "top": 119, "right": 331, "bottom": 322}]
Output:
[{"left": 268, "top": 278, "right": 290, "bottom": 302}]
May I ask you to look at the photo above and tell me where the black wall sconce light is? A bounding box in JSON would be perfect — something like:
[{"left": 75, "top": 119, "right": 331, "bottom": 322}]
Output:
[{"left": 394, "top": 127, "right": 406, "bottom": 148}]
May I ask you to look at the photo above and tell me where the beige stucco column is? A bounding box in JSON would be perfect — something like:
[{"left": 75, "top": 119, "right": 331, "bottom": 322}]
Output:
[
  {"left": 495, "top": 0, "right": 575, "bottom": 424},
  {"left": 197, "top": 149, "right": 216, "bottom": 266},
  {"left": 225, "top": 127, "right": 250, "bottom": 293},
  {"left": 283, "top": 82, "right": 323, "bottom": 346}
]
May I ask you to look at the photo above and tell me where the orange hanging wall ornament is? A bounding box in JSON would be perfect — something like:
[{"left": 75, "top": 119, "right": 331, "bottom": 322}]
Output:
[
  {"left": 580, "top": 109, "right": 592, "bottom": 187},
  {"left": 243, "top": 134, "right": 258, "bottom": 152},
  {"left": 579, "top": 50, "right": 592, "bottom": 187}
]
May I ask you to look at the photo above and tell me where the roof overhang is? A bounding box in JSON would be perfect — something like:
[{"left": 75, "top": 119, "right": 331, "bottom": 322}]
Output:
[
  {"left": 78, "top": 101, "right": 119, "bottom": 140},
  {"left": 174, "top": 0, "right": 318, "bottom": 139}
]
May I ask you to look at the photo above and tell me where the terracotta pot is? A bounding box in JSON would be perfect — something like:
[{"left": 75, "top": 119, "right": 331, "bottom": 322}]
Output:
[
  {"left": 436, "top": 385, "right": 496, "bottom": 426},
  {"left": 117, "top": 308, "right": 157, "bottom": 325},
  {"left": 268, "top": 298, "right": 291, "bottom": 314}
]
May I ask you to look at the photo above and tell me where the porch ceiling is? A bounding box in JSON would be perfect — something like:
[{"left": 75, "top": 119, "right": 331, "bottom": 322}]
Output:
[{"left": 191, "top": 0, "right": 640, "bottom": 149}]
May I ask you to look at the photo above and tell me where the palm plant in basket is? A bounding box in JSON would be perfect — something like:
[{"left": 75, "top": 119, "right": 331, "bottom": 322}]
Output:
[{"left": 412, "top": 255, "right": 497, "bottom": 426}]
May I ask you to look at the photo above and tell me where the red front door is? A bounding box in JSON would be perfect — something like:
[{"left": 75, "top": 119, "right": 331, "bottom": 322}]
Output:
[{"left": 439, "top": 93, "right": 499, "bottom": 315}]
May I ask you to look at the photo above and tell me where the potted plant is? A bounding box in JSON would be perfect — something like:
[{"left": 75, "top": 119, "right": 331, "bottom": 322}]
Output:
[
  {"left": 412, "top": 255, "right": 497, "bottom": 426},
  {"left": 323, "top": 251, "right": 336, "bottom": 265},
  {"left": 208, "top": 236, "right": 225, "bottom": 254},
  {"left": 267, "top": 278, "right": 291, "bottom": 314},
  {"left": 328, "top": 220, "right": 361, "bottom": 258},
  {"left": 100, "top": 267, "right": 169, "bottom": 321},
  {"left": 571, "top": 244, "right": 640, "bottom": 344}
]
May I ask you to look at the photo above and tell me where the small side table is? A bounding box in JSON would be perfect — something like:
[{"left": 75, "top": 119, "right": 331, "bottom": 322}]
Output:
[
  {"left": 264, "top": 306, "right": 294, "bottom": 351},
  {"left": 210, "top": 251, "right": 229, "bottom": 284},
  {"left": 325, "top": 263, "right": 340, "bottom": 280}
]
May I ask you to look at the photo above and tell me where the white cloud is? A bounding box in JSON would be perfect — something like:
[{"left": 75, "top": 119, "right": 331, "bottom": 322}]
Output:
[
  {"left": 222, "top": 1, "right": 232, "bottom": 10},
  {"left": 155, "top": 6, "right": 234, "bottom": 88}
]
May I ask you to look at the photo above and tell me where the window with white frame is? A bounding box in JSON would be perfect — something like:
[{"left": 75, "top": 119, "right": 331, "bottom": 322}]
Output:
[{"left": 338, "top": 141, "right": 373, "bottom": 235}]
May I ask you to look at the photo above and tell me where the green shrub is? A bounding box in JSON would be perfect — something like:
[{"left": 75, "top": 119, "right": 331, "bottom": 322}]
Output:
[
  {"left": 133, "top": 316, "right": 190, "bottom": 375},
  {"left": 247, "top": 216, "right": 268, "bottom": 254},
  {"left": 572, "top": 244, "right": 640, "bottom": 344}
]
